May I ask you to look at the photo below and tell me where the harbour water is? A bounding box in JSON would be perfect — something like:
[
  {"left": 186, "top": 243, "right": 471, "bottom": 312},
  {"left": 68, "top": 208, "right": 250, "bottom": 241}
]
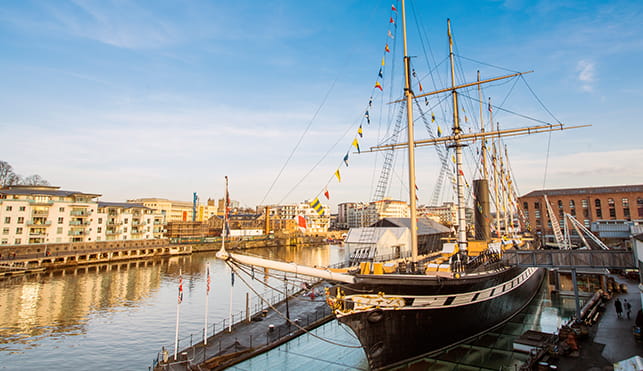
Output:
[
  {"left": 0, "top": 244, "right": 344, "bottom": 370},
  {"left": 0, "top": 244, "right": 581, "bottom": 370}
]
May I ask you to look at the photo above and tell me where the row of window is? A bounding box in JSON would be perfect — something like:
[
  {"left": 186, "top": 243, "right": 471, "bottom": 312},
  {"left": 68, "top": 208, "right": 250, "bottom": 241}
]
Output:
[{"left": 524, "top": 197, "right": 643, "bottom": 220}]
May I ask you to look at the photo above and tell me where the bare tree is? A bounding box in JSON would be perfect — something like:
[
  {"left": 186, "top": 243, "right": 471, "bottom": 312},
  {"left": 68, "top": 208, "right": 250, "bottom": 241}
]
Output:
[
  {"left": 22, "top": 174, "right": 50, "bottom": 186},
  {"left": 0, "top": 161, "right": 19, "bottom": 187},
  {"left": 0, "top": 161, "right": 48, "bottom": 187}
]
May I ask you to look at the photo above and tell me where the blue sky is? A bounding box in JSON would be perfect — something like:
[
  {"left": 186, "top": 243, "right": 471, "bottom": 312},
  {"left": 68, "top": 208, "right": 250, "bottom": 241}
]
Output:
[{"left": 1, "top": 0, "right": 642, "bottom": 210}]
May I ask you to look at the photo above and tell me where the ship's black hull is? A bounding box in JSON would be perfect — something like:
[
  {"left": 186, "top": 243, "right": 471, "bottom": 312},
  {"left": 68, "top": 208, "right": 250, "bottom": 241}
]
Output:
[{"left": 333, "top": 267, "right": 545, "bottom": 370}]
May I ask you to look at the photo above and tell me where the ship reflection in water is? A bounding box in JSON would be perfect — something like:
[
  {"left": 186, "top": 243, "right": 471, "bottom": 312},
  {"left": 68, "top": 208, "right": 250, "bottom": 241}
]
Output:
[{"left": 231, "top": 277, "right": 580, "bottom": 370}]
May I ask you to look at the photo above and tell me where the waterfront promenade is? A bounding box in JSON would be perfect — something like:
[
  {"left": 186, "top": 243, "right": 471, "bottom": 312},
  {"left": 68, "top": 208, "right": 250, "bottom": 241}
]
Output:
[{"left": 154, "top": 283, "right": 334, "bottom": 371}]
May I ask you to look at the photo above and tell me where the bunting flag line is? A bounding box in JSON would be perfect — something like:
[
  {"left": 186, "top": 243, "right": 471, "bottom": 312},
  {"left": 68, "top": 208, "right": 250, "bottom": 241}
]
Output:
[
  {"left": 392, "top": 4, "right": 397, "bottom": 11},
  {"left": 374, "top": 81, "right": 383, "bottom": 91},
  {"left": 437, "top": 125, "right": 442, "bottom": 137},
  {"left": 324, "top": 188, "right": 330, "bottom": 200},
  {"left": 352, "top": 138, "right": 360, "bottom": 153},
  {"left": 335, "top": 169, "right": 342, "bottom": 182},
  {"left": 178, "top": 275, "right": 183, "bottom": 304},
  {"left": 424, "top": 97, "right": 429, "bottom": 106},
  {"left": 343, "top": 153, "right": 349, "bottom": 167},
  {"left": 358, "top": 125, "right": 363, "bottom": 137},
  {"left": 387, "top": 30, "right": 394, "bottom": 39},
  {"left": 369, "top": 96, "right": 373, "bottom": 106},
  {"left": 381, "top": 56, "right": 385, "bottom": 66},
  {"left": 378, "top": 68, "right": 383, "bottom": 78},
  {"left": 389, "top": 16, "right": 395, "bottom": 24},
  {"left": 310, "top": 198, "right": 325, "bottom": 215},
  {"left": 412, "top": 69, "right": 417, "bottom": 78},
  {"left": 385, "top": 44, "right": 390, "bottom": 53},
  {"left": 431, "top": 112, "right": 435, "bottom": 122},
  {"left": 365, "top": 110, "right": 371, "bottom": 124}
]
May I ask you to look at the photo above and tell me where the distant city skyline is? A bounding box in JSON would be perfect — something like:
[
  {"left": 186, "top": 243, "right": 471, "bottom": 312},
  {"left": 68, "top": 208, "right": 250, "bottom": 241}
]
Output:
[{"left": 2, "top": 0, "right": 642, "bottom": 209}]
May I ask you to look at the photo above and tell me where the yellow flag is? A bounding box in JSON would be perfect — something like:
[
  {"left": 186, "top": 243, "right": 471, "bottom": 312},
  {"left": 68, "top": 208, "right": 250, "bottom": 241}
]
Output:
[
  {"left": 352, "top": 138, "right": 360, "bottom": 153},
  {"left": 335, "top": 169, "right": 341, "bottom": 182},
  {"left": 381, "top": 56, "right": 385, "bottom": 66}
]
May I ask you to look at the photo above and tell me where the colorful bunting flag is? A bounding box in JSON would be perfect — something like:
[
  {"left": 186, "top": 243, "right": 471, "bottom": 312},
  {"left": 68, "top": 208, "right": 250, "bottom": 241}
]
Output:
[
  {"left": 365, "top": 110, "right": 370, "bottom": 124},
  {"left": 206, "top": 264, "right": 211, "bottom": 294},
  {"left": 412, "top": 69, "right": 417, "bottom": 78},
  {"left": 343, "top": 153, "right": 349, "bottom": 167},
  {"left": 324, "top": 188, "right": 330, "bottom": 200},
  {"left": 389, "top": 17, "right": 395, "bottom": 24},
  {"left": 431, "top": 112, "right": 435, "bottom": 122},
  {"left": 335, "top": 169, "right": 342, "bottom": 182},
  {"left": 385, "top": 44, "right": 390, "bottom": 53},
  {"left": 437, "top": 125, "right": 442, "bottom": 137},
  {"left": 374, "top": 81, "right": 383, "bottom": 91},
  {"left": 358, "top": 125, "right": 363, "bottom": 137},
  {"left": 381, "top": 56, "right": 385, "bottom": 66},
  {"left": 488, "top": 98, "right": 493, "bottom": 112},
  {"left": 387, "top": 30, "right": 394, "bottom": 39},
  {"left": 352, "top": 138, "right": 361, "bottom": 153},
  {"left": 310, "top": 198, "right": 325, "bottom": 215},
  {"left": 424, "top": 97, "right": 429, "bottom": 106},
  {"left": 369, "top": 96, "right": 373, "bottom": 106},
  {"left": 419, "top": 82, "right": 423, "bottom": 92},
  {"left": 378, "top": 68, "right": 383, "bottom": 78},
  {"left": 458, "top": 169, "right": 465, "bottom": 176},
  {"left": 392, "top": 4, "right": 397, "bottom": 11}
]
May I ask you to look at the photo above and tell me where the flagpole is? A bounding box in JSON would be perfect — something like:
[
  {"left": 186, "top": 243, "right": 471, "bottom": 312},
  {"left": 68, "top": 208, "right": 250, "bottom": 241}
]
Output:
[
  {"left": 204, "top": 262, "right": 210, "bottom": 345},
  {"left": 174, "top": 269, "right": 182, "bottom": 360}
]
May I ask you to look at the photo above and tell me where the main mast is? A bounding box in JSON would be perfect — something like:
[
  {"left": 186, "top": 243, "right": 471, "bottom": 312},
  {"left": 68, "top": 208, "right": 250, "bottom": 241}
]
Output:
[
  {"left": 400, "top": 0, "right": 419, "bottom": 263},
  {"left": 448, "top": 19, "right": 468, "bottom": 254}
]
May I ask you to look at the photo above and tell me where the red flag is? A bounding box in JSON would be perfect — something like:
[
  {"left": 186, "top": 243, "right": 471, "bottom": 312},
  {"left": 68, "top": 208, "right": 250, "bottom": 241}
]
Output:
[
  {"left": 419, "top": 82, "right": 423, "bottom": 91},
  {"left": 385, "top": 44, "right": 390, "bottom": 53},
  {"left": 392, "top": 4, "right": 397, "bottom": 11},
  {"left": 297, "top": 215, "right": 307, "bottom": 229},
  {"left": 206, "top": 264, "right": 211, "bottom": 294},
  {"left": 324, "top": 188, "right": 330, "bottom": 200},
  {"left": 389, "top": 17, "right": 395, "bottom": 24},
  {"left": 178, "top": 276, "right": 183, "bottom": 304},
  {"left": 374, "top": 81, "right": 383, "bottom": 91},
  {"left": 458, "top": 169, "right": 465, "bottom": 176}
]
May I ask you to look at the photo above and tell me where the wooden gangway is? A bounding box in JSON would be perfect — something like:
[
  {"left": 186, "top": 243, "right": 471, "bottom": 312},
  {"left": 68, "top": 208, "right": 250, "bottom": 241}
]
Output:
[{"left": 502, "top": 249, "right": 637, "bottom": 269}]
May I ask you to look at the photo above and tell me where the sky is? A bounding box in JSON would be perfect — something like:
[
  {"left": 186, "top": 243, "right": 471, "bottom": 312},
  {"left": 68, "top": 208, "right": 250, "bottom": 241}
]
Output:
[{"left": 1, "top": 0, "right": 642, "bottom": 211}]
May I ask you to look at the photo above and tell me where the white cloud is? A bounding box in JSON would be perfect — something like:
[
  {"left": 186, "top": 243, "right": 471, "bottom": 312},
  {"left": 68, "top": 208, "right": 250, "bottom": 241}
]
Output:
[{"left": 576, "top": 60, "right": 595, "bottom": 92}]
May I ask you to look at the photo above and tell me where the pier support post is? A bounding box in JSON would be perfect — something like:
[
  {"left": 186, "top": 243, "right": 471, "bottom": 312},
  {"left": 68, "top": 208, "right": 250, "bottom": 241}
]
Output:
[
  {"left": 246, "top": 293, "right": 250, "bottom": 323},
  {"left": 571, "top": 268, "right": 581, "bottom": 321}
]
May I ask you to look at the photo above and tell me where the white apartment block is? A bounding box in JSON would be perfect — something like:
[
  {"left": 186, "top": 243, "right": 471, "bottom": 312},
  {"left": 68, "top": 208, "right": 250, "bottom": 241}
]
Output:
[
  {"left": 337, "top": 199, "right": 409, "bottom": 228},
  {"left": 264, "top": 201, "right": 330, "bottom": 233},
  {"left": 0, "top": 185, "right": 164, "bottom": 246}
]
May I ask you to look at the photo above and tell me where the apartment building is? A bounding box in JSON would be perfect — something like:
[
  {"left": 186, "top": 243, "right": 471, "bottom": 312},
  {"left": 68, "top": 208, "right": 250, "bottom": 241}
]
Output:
[
  {"left": 264, "top": 200, "right": 330, "bottom": 233},
  {"left": 127, "top": 197, "right": 218, "bottom": 223},
  {"left": 0, "top": 185, "right": 164, "bottom": 246}
]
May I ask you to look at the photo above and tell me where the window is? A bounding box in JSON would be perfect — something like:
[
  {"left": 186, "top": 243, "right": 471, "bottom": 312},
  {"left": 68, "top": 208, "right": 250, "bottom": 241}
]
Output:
[
  {"left": 16, "top": 227, "right": 22, "bottom": 234},
  {"left": 97, "top": 227, "right": 102, "bottom": 233},
  {"left": 534, "top": 202, "right": 540, "bottom": 209},
  {"left": 584, "top": 220, "right": 590, "bottom": 228},
  {"left": 19, "top": 206, "right": 25, "bottom": 211},
  {"left": 595, "top": 199, "right": 602, "bottom": 218},
  {"left": 622, "top": 198, "right": 629, "bottom": 208},
  {"left": 124, "top": 218, "right": 129, "bottom": 224},
  {"left": 2, "top": 228, "right": 8, "bottom": 235},
  {"left": 58, "top": 217, "right": 64, "bottom": 224},
  {"left": 1, "top": 239, "right": 7, "bottom": 245},
  {"left": 523, "top": 202, "right": 529, "bottom": 210},
  {"left": 59, "top": 207, "right": 65, "bottom": 212},
  {"left": 5, "top": 206, "right": 12, "bottom": 211},
  {"left": 638, "top": 198, "right": 643, "bottom": 218},
  {"left": 14, "top": 238, "right": 21, "bottom": 245},
  {"left": 123, "top": 227, "right": 128, "bottom": 233},
  {"left": 569, "top": 200, "right": 575, "bottom": 208},
  {"left": 57, "top": 227, "right": 63, "bottom": 234},
  {"left": 4, "top": 217, "right": 10, "bottom": 223},
  {"left": 557, "top": 200, "right": 563, "bottom": 209},
  {"left": 17, "top": 217, "right": 24, "bottom": 224},
  {"left": 608, "top": 198, "right": 616, "bottom": 218},
  {"left": 98, "top": 218, "right": 103, "bottom": 224}
]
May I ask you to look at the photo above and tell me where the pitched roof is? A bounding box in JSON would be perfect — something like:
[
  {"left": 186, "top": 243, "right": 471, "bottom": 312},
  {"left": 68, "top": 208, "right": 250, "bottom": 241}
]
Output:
[
  {"left": 372, "top": 217, "right": 451, "bottom": 235},
  {"left": 0, "top": 185, "right": 101, "bottom": 198},
  {"left": 98, "top": 201, "right": 149, "bottom": 209}
]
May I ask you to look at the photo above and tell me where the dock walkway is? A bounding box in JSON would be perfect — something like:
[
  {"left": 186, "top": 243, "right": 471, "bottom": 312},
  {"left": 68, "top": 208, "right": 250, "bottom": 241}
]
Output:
[{"left": 154, "top": 283, "right": 334, "bottom": 371}]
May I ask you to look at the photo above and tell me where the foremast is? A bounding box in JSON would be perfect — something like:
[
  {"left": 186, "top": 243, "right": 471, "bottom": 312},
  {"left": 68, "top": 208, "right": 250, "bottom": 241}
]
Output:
[{"left": 400, "top": 0, "right": 419, "bottom": 263}]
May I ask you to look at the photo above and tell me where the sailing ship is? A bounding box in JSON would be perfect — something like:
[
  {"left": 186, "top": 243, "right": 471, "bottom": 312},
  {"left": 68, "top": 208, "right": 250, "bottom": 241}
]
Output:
[{"left": 217, "top": 1, "right": 585, "bottom": 369}]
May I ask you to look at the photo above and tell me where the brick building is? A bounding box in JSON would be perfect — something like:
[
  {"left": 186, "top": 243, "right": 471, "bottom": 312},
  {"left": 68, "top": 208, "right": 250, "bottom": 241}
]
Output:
[{"left": 518, "top": 185, "right": 643, "bottom": 241}]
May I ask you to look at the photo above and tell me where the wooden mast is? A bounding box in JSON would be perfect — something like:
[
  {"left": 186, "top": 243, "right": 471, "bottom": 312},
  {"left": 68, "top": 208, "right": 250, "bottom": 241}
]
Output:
[
  {"left": 400, "top": 0, "right": 419, "bottom": 263},
  {"left": 447, "top": 19, "right": 468, "bottom": 254}
]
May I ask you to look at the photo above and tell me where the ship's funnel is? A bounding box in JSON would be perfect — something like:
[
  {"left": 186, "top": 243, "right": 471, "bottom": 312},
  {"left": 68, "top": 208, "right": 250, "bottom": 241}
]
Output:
[{"left": 473, "top": 179, "right": 490, "bottom": 241}]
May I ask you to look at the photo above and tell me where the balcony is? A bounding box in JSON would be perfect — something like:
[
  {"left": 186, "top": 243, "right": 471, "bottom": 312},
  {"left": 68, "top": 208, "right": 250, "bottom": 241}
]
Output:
[
  {"left": 106, "top": 230, "right": 121, "bottom": 235},
  {"left": 70, "top": 210, "right": 90, "bottom": 216},
  {"left": 68, "top": 230, "right": 87, "bottom": 236},
  {"left": 31, "top": 210, "right": 49, "bottom": 216},
  {"left": 131, "top": 229, "right": 144, "bottom": 235},
  {"left": 29, "top": 231, "right": 47, "bottom": 236},
  {"left": 107, "top": 220, "right": 123, "bottom": 226},
  {"left": 27, "top": 220, "right": 51, "bottom": 226},
  {"left": 69, "top": 220, "right": 90, "bottom": 226}
]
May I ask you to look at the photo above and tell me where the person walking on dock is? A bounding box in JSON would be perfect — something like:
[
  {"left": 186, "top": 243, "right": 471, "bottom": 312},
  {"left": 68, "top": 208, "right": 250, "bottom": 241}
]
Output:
[
  {"left": 624, "top": 299, "right": 632, "bottom": 320},
  {"left": 614, "top": 298, "right": 623, "bottom": 319}
]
